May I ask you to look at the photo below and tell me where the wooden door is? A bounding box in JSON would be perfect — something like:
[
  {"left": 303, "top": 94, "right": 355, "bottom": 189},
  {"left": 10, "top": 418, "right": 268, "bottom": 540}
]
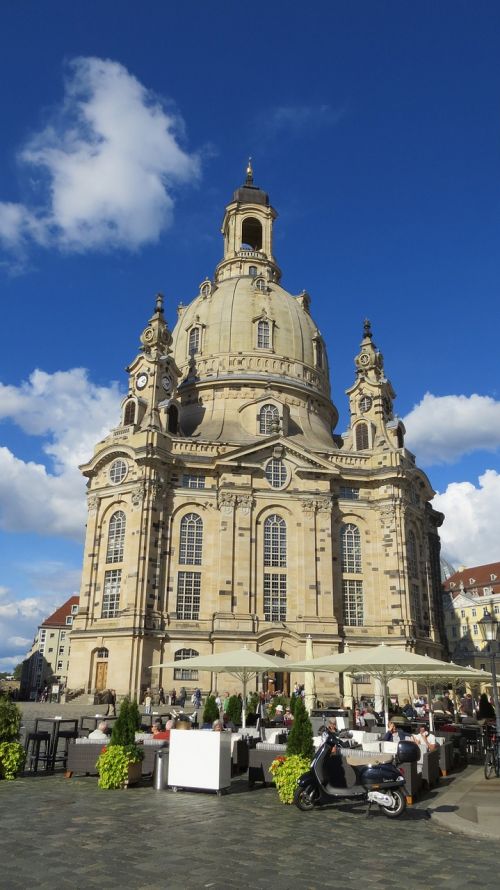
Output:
[{"left": 95, "top": 662, "right": 108, "bottom": 691}]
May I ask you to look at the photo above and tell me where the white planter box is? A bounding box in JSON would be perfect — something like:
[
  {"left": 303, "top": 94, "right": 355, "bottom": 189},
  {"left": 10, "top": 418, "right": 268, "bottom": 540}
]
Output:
[{"left": 167, "top": 730, "right": 232, "bottom": 791}]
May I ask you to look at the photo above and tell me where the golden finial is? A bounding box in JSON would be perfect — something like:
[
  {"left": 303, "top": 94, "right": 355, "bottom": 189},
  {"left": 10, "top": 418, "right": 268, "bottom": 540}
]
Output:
[{"left": 245, "top": 156, "right": 254, "bottom": 184}]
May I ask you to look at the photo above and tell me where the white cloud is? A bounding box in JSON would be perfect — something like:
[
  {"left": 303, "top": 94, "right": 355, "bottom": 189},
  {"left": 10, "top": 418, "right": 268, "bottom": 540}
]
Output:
[
  {"left": 0, "top": 368, "right": 122, "bottom": 539},
  {"left": 404, "top": 392, "right": 500, "bottom": 465},
  {"left": 433, "top": 469, "right": 500, "bottom": 566},
  {"left": 0, "top": 57, "right": 200, "bottom": 255}
]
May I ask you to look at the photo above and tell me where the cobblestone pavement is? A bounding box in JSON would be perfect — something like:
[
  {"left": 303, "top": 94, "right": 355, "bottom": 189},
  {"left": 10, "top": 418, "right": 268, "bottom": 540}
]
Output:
[{"left": 2, "top": 771, "right": 500, "bottom": 890}]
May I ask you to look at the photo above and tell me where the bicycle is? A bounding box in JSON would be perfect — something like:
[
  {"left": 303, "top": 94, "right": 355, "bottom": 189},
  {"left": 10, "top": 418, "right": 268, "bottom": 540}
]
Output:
[{"left": 483, "top": 726, "right": 499, "bottom": 779}]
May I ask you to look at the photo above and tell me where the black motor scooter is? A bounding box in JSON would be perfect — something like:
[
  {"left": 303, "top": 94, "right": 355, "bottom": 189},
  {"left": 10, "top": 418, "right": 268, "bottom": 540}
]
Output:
[{"left": 294, "top": 731, "right": 419, "bottom": 818}]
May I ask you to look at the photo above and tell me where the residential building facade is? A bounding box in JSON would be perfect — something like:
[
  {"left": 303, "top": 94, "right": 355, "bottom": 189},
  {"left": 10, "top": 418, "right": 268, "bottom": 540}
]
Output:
[
  {"left": 443, "top": 561, "right": 500, "bottom": 674},
  {"left": 21, "top": 596, "right": 79, "bottom": 700}
]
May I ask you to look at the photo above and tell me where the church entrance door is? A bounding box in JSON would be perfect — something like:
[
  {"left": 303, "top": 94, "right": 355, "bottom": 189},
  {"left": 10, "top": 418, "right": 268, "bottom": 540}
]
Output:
[
  {"left": 95, "top": 662, "right": 108, "bottom": 691},
  {"left": 264, "top": 649, "right": 289, "bottom": 695}
]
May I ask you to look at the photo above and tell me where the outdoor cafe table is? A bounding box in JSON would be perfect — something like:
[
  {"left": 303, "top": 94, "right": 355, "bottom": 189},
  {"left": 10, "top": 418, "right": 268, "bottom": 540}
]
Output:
[{"left": 34, "top": 717, "right": 78, "bottom": 770}]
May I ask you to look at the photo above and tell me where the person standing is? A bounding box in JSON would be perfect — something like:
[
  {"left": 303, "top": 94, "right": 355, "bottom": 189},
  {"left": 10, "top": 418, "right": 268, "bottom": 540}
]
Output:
[
  {"left": 144, "top": 689, "right": 153, "bottom": 715},
  {"left": 178, "top": 686, "right": 187, "bottom": 708},
  {"left": 170, "top": 688, "right": 177, "bottom": 706},
  {"left": 158, "top": 686, "right": 166, "bottom": 705},
  {"left": 105, "top": 689, "right": 116, "bottom": 716}
]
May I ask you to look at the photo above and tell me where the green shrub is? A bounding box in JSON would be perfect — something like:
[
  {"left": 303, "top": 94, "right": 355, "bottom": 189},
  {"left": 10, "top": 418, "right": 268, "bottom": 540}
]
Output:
[
  {"left": 225, "top": 695, "right": 242, "bottom": 725},
  {"left": 0, "top": 698, "right": 21, "bottom": 742},
  {"left": 267, "top": 695, "right": 289, "bottom": 718},
  {"left": 287, "top": 695, "right": 314, "bottom": 760},
  {"left": 247, "top": 692, "right": 259, "bottom": 715},
  {"left": 0, "top": 741, "right": 26, "bottom": 780},
  {"left": 203, "top": 695, "right": 220, "bottom": 724},
  {"left": 269, "top": 754, "right": 310, "bottom": 803},
  {"left": 96, "top": 745, "right": 141, "bottom": 790}
]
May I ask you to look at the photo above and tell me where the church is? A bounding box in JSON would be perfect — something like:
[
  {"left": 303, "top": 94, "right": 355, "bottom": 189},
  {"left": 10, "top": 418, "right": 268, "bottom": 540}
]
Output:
[{"left": 67, "top": 163, "right": 446, "bottom": 702}]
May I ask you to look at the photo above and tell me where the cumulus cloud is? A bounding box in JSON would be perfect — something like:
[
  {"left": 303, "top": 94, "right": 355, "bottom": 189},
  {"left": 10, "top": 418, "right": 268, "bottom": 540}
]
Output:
[
  {"left": 433, "top": 470, "right": 500, "bottom": 566},
  {"left": 404, "top": 392, "right": 500, "bottom": 465},
  {"left": 0, "top": 587, "right": 58, "bottom": 668},
  {"left": 0, "top": 57, "right": 200, "bottom": 256},
  {"left": 0, "top": 368, "right": 122, "bottom": 538}
]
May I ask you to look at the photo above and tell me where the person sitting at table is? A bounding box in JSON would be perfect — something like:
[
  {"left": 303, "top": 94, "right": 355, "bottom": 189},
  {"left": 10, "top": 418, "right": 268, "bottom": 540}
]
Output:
[
  {"left": 151, "top": 719, "right": 170, "bottom": 740},
  {"left": 273, "top": 704, "right": 284, "bottom": 725},
  {"left": 383, "top": 720, "right": 409, "bottom": 742},
  {"left": 401, "top": 698, "right": 417, "bottom": 720},
  {"left": 212, "top": 719, "right": 224, "bottom": 732},
  {"left": 459, "top": 705, "right": 480, "bottom": 725},
  {"left": 283, "top": 706, "right": 294, "bottom": 727},
  {"left": 88, "top": 721, "right": 110, "bottom": 739},
  {"left": 412, "top": 724, "right": 438, "bottom": 770},
  {"left": 354, "top": 707, "right": 366, "bottom": 728}
]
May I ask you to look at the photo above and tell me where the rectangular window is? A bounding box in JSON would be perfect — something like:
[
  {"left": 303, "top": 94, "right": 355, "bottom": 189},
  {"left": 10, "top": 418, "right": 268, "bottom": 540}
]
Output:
[
  {"left": 71, "top": 604, "right": 78, "bottom": 614},
  {"left": 339, "top": 486, "right": 359, "bottom": 500},
  {"left": 480, "top": 663, "right": 486, "bottom": 671},
  {"left": 65, "top": 616, "right": 73, "bottom": 626},
  {"left": 181, "top": 474, "right": 205, "bottom": 489},
  {"left": 461, "top": 610, "right": 465, "bottom": 618},
  {"left": 264, "top": 573, "right": 287, "bottom": 621},
  {"left": 452, "top": 627, "right": 457, "bottom": 637},
  {"left": 343, "top": 579, "right": 364, "bottom": 626},
  {"left": 472, "top": 608, "right": 476, "bottom": 617},
  {"left": 461, "top": 625, "right": 467, "bottom": 636},
  {"left": 58, "top": 646, "right": 65, "bottom": 655},
  {"left": 495, "top": 606, "right": 499, "bottom": 615},
  {"left": 176, "top": 571, "right": 201, "bottom": 619},
  {"left": 60, "top": 631, "right": 66, "bottom": 641},
  {"left": 473, "top": 624, "right": 478, "bottom": 635},
  {"left": 48, "top": 647, "right": 53, "bottom": 653},
  {"left": 101, "top": 569, "right": 121, "bottom": 618},
  {"left": 57, "top": 661, "right": 64, "bottom": 671}
]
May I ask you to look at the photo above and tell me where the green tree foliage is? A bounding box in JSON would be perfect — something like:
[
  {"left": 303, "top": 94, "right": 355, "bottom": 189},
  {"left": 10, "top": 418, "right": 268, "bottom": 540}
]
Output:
[
  {"left": 286, "top": 695, "right": 314, "bottom": 759},
  {"left": 111, "top": 698, "right": 134, "bottom": 746},
  {"left": 202, "top": 695, "right": 220, "bottom": 724},
  {"left": 225, "top": 694, "right": 242, "bottom": 725},
  {"left": 0, "top": 697, "right": 21, "bottom": 742},
  {"left": 13, "top": 663, "right": 23, "bottom": 681},
  {"left": 267, "top": 694, "right": 289, "bottom": 717},
  {"left": 247, "top": 692, "right": 259, "bottom": 715}
]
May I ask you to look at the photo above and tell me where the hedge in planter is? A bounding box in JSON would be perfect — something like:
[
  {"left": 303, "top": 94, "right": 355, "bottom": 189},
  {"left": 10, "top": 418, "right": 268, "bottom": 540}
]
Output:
[
  {"left": 286, "top": 696, "right": 314, "bottom": 760},
  {"left": 0, "top": 697, "right": 25, "bottom": 780},
  {"left": 269, "top": 755, "right": 310, "bottom": 804},
  {"left": 97, "top": 698, "right": 143, "bottom": 789}
]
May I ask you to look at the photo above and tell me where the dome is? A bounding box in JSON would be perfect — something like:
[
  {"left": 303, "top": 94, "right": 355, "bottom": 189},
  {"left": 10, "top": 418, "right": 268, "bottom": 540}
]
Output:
[{"left": 170, "top": 173, "right": 338, "bottom": 448}]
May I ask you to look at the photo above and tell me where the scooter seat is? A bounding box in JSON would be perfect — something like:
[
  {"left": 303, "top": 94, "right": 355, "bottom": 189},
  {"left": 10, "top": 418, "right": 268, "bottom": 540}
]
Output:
[
  {"left": 325, "top": 783, "right": 365, "bottom": 797},
  {"left": 345, "top": 753, "right": 393, "bottom": 766}
]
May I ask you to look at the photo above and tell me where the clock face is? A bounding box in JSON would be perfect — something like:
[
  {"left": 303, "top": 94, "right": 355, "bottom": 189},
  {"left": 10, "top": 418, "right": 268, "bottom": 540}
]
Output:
[
  {"left": 136, "top": 372, "right": 148, "bottom": 391},
  {"left": 161, "top": 373, "right": 173, "bottom": 393},
  {"left": 359, "top": 353, "right": 370, "bottom": 366}
]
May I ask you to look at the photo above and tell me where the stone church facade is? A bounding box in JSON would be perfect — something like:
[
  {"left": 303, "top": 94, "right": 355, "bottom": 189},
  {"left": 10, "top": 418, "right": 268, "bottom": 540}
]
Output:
[{"left": 67, "top": 166, "right": 445, "bottom": 701}]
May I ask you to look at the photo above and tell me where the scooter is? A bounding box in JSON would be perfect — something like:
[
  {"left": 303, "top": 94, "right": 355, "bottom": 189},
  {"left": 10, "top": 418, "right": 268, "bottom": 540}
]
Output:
[{"left": 294, "top": 732, "right": 419, "bottom": 818}]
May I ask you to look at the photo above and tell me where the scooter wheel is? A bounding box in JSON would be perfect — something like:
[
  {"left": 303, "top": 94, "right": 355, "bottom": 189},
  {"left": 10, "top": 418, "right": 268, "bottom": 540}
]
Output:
[
  {"left": 293, "top": 785, "right": 317, "bottom": 811},
  {"left": 380, "top": 788, "right": 406, "bottom": 818}
]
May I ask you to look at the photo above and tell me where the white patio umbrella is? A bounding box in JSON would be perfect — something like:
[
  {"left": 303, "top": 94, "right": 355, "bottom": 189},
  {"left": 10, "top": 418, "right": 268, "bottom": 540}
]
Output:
[
  {"left": 156, "top": 646, "right": 291, "bottom": 729},
  {"left": 303, "top": 635, "right": 316, "bottom": 715},
  {"left": 287, "top": 644, "right": 452, "bottom": 730}
]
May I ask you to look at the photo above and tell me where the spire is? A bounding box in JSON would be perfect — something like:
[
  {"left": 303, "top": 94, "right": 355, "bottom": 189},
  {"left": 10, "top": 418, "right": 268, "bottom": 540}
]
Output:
[
  {"left": 363, "top": 318, "right": 372, "bottom": 341},
  {"left": 140, "top": 293, "right": 172, "bottom": 356},
  {"left": 155, "top": 292, "right": 164, "bottom": 315},
  {"left": 245, "top": 156, "right": 254, "bottom": 185}
]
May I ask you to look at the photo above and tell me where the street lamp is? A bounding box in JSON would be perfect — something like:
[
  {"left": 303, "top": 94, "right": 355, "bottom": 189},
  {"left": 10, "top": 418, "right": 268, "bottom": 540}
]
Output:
[{"left": 477, "top": 606, "right": 500, "bottom": 748}]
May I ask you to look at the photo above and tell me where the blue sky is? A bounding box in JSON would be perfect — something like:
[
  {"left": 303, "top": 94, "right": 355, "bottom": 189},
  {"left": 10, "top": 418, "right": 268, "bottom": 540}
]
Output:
[{"left": 1, "top": 1, "right": 499, "bottom": 669}]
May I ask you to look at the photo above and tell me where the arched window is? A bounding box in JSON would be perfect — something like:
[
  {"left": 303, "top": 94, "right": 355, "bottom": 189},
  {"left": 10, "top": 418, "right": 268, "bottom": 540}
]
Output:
[
  {"left": 355, "top": 422, "right": 369, "bottom": 451},
  {"left": 179, "top": 513, "right": 203, "bottom": 565},
  {"left": 242, "top": 217, "right": 262, "bottom": 250},
  {"left": 188, "top": 327, "right": 200, "bottom": 354},
  {"left": 248, "top": 265, "right": 258, "bottom": 277},
  {"left": 259, "top": 404, "right": 279, "bottom": 435},
  {"left": 257, "top": 319, "right": 270, "bottom": 348},
  {"left": 407, "top": 530, "right": 418, "bottom": 578},
  {"left": 341, "top": 523, "right": 362, "bottom": 573},
  {"left": 264, "top": 515, "right": 287, "bottom": 567},
  {"left": 124, "top": 400, "right": 136, "bottom": 425},
  {"left": 167, "top": 404, "right": 178, "bottom": 434},
  {"left": 106, "top": 511, "right": 126, "bottom": 563},
  {"left": 174, "top": 647, "right": 199, "bottom": 680},
  {"left": 96, "top": 647, "right": 109, "bottom": 659}
]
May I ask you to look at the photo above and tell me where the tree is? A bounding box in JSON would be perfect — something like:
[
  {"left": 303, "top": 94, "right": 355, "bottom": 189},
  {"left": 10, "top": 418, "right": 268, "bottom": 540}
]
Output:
[
  {"left": 286, "top": 695, "right": 314, "bottom": 760},
  {"left": 13, "top": 664, "right": 23, "bottom": 681},
  {"left": 203, "top": 695, "right": 220, "bottom": 724},
  {"left": 225, "top": 694, "right": 242, "bottom": 725}
]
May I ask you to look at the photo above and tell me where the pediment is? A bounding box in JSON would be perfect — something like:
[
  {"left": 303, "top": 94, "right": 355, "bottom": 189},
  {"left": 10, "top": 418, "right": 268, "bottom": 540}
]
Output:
[{"left": 215, "top": 436, "right": 337, "bottom": 473}]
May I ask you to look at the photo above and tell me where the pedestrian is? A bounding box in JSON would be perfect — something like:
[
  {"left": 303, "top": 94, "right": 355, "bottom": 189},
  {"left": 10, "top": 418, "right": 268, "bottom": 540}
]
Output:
[
  {"left": 158, "top": 686, "right": 165, "bottom": 705},
  {"left": 170, "top": 688, "right": 177, "bottom": 706},
  {"left": 105, "top": 689, "right": 116, "bottom": 716},
  {"left": 178, "top": 686, "right": 187, "bottom": 708},
  {"left": 144, "top": 688, "right": 152, "bottom": 715},
  {"left": 191, "top": 687, "right": 202, "bottom": 709}
]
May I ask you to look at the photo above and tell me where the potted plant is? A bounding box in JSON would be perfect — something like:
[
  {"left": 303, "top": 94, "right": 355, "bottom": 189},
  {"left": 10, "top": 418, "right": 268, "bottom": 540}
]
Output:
[
  {"left": 96, "top": 698, "right": 144, "bottom": 789},
  {"left": 225, "top": 694, "right": 242, "bottom": 726},
  {"left": 0, "top": 696, "right": 26, "bottom": 780},
  {"left": 270, "top": 697, "right": 315, "bottom": 804}
]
